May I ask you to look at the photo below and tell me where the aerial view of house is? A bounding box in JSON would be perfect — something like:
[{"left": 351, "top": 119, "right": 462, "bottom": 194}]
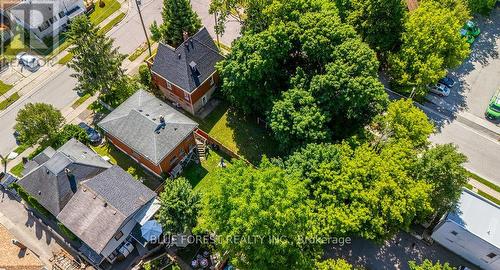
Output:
[
  {"left": 432, "top": 189, "right": 500, "bottom": 270},
  {"left": 17, "top": 139, "right": 159, "bottom": 268},
  {"left": 98, "top": 90, "right": 199, "bottom": 177},
  {"left": 1, "top": 0, "right": 86, "bottom": 41},
  {"left": 149, "top": 27, "right": 224, "bottom": 115}
]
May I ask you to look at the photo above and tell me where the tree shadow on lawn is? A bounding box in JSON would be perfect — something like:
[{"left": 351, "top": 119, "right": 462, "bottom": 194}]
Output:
[{"left": 182, "top": 149, "right": 233, "bottom": 193}]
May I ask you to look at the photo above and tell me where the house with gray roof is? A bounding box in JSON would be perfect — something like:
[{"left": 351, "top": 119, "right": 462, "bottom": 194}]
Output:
[
  {"left": 149, "top": 27, "right": 224, "bottom": 115},
  {"left": 98, "top": 90, "right": 199, "bottom": 177},
  {"left": 18, "top": 139, "right": 160, "bottom": 268},
  {"left": 432, "top": 188, "right": 500, "bottom": 270},
  {"left": 18, "top": 138, "right": 112, "bottom": 216}
]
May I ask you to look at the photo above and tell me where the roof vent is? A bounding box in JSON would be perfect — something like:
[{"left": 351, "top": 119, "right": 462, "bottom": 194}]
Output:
[
  {"left": 159, "top": 115, "right": 165, "bottom": 123},
  {"left": 185, "top": 42, "right": 190, "bottom": 52},
  {"left": 178, "top": 53, "right": 181, "bottom": 59},
  {"left": 138, "top": 109, "right": 143, "bottom": 112},
  {"left": 190, "top": 39, "right": 194, "bottom": 49},
  {"left": 104, "top": 202, "right": 108, "bottom": 207},
  {"left": 38, "top": 191, "right": 41, "bottom": 195}
]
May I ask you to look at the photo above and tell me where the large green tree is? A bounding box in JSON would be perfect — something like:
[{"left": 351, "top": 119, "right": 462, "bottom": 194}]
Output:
[
  {"left": 286, "top": 142, "right": 433, "bottom": 239},
  {"left": 373, "top": 99, "right": 434, "bottom": 149},
  {"left": 15, "top": 103, "right": 64, "bottom": 145},
  {"left": 219, "top": 4, "right": 388, "bottom": 148},
  {"left": 150, "top": 0, "right": 202, "bottom": 47},
  {"left": 466, "top": 0, "right": 497, "bottom": 14},
  {"left": 388, "top": 0, "right": 470, "bottom": 96},
  {"left": 345, "top": 0, "right": 406, "bottom": 52},
  {"left": 158, "top": 178, "right": 201, "bottom": 234},
  {"left": 412, "top": 144, "right": 468, "bottom": 216},
  {"left": 316, "top": 259, "right": 353, "bottom": 270},
  {"left": 67, "top": 15, "right": 125, "bottom": 97},
  {"left": 199, "top": 159, "right": 319, "bottom": 270}
]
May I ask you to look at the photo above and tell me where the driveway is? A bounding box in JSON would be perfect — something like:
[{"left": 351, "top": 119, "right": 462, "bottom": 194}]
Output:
[
  {"left": 324, "top": 232, "right": 477, "bottom": 270},
  {"left": 0, "top": 188, "right": 72, "bottom": 267}
]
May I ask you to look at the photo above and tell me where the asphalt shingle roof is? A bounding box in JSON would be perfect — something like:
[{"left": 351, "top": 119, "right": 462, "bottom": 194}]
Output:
[
  {"left": 98, "top": 90, "right": 198, "bottom": 165},
  {"left": 57, "top": 166, "right": 156, "bottom": 254},
  {"left": 151, "top": 27, "right": 224, "bottom": 93},
  {"left": 18, "top": 139, "right": 112, "bottom": 216}
]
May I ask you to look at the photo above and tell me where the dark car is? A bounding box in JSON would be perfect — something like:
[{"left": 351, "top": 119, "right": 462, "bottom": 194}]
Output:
[
  {"left": 78, "top": 122, "right": 102, "bottom": 144},
  {"left": 438, "top": 77, "right": 455, "bottom": 88}
]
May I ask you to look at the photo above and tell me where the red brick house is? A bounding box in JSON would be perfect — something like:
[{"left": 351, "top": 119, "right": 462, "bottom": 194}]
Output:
[
  {"left": 149, "top": 27, "right": 224, "bottom": 115},
  {"left": 98, "top": 90, "right": 199, "bottom": 177}
]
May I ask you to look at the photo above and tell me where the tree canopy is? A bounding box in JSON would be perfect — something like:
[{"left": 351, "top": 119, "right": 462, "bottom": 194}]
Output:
[
  {"left": 408, "top": 260, "right": 455, "bottom": 270},
  {"left": 218, "top": 3, "right": 388, "bottom": 149},
  {"left": 15, "top": 103, "right": 64, "bottom": 145},
  {"left": 150, "top": 0, "right": 202, "bottom": 47},
  {"left": 67, "top": 15, "right": 125, "bottom": 97},
  {"left": 199, "top": 159, "right": 319, "bottom": 270},
  {"left": 411, "top": 144, "right": 468, "bottom": 216},
  {"left": 388, "top": 0, "right": 470, "bottom": 95},
  {"left": 373, "top": 99, "right": 434, "bottom": 149},
  {"left": 158, "top": 178, "right": 201, "bottom": 234},
  {"left": 286, "top": 142, "right": 433, "bottom": 239},
  {"left": 343, "top": 0, "right": 406, "bottom": 52},
  {"left": 316, "top": 258, "right": 354, "bottom": 270}
]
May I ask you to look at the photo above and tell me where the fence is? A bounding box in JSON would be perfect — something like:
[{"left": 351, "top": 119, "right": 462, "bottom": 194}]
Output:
[{"left": 194, "top": 129, "right": 254, "bottom": 167}]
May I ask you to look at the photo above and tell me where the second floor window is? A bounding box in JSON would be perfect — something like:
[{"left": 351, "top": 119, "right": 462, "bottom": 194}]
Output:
[{"left": 166, "top": 81, "right": 172, "bottom": 90}]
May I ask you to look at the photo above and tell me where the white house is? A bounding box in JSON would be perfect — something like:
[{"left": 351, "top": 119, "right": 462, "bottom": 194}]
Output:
[
  {"left": 3, "top": 0, "right": 85, "bottom": 40},
  {"left": 431, "top": 188, "right": 500, "bottom": 270}
]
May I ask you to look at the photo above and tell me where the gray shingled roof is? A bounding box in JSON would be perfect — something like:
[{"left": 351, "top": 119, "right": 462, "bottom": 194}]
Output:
[
  {"left": 18, "top": 139, "right": 112, "bottom": 216},
  {"left": 151, "top": 27, "right": 224, "bottom": 93},
  {"left": 98, "top": 90, "right": 198, "bottom": 165},
  {"left": 57, "top": 166, "right": 156, "bottom": 254},
  {"left": 22, "top": 147, "right": 56, "bottom": 176}
]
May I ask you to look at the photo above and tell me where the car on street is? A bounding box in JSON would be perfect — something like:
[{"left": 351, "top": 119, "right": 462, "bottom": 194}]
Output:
[
  {"left": 428, "top": 83, "right": 451, "bottom": 97},
  {"left": 485, "top": 90, "right": 500, "bottom": 120},
  {"left": 78, "top": 122, "right": 102, "bottom": 144},
  {"left": 16, "top": 52, "right": 40, "bottom": 71},
  {"left": 438, "top": 76, "right": 455, "bottom": 88}
]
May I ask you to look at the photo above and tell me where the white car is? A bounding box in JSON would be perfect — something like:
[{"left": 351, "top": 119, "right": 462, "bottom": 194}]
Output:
[
  {"left": 16, "top": 52, "right": 40, "bottom": 71},
  {"left": 428, "top": 83, "right": 450, "bottom": 97}
]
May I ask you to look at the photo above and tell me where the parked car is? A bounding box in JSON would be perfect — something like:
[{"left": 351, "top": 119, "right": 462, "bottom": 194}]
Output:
[
  {"left": 117, "top": 241, "right": 134, "bottom": 261},
  {"left": 428, "top": 83, "right": 450, "bottom": 97},
  {"left": 458, "top": 266, "right": 472, "bottom": 270},
  {"left": 438, "top": 76, "right": 455, "bottom": 88},
  {"left": 16, "top": 52, "right": 40, "bottom": 71},
  {"left": 78, "top": 122, "right": 102, "bottom": 144},
  {"left": 485, "top": 90, "right": 500, "bottom": 120},
  {"left": 460, "top": 20, "right": 480, "bottom": 44}
]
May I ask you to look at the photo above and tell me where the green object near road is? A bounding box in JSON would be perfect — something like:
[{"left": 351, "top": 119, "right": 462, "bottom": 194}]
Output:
[
  {"left": 461, "top": 20, "right": 480, "bottom": 44},
  {"left": 485, "top": 89, "right": 500, "bottom": 119}
]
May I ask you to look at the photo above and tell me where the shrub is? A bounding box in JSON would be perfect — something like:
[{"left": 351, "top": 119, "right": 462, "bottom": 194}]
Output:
[{"left": 58, "top": 221, "right": 79, "bottom": 241}]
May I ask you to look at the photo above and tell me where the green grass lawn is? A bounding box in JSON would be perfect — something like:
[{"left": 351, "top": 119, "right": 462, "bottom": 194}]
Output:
[
  {"left": 0, "top": 80, "right": 13, "bottom": 95},
  {"left": 0, "top": 92, "right": 20, "bottom": 110},
  {"left": 90, "top": 0, "right": 122, "bottom": 25},
  {"left": 10, "top": 162, "right": 24, "bottom": 177},
  {"left": 128, "top": 40, "right": 153, "bottom": 61},
  {"left": 181, "top": 149, "right": 232, "bottom": 194},
  {"left": 2, "top": 33, "right": 30, "bottom": 60},
  {"left": 196, "top": 102, "right": 279, "bottom": 164},
  {"left": 467, "top": 170, "right": 500, "bottom": 193},
  {"left": 57, "top": 52, "right": 74, "bottom": 65},
  {"left": 92, "top": 143, "right": 162, "bottom": 190}
]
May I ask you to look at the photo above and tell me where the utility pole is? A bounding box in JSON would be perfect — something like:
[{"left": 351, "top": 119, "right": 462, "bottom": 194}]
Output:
[
  {"left": 135, "top": 0, "right": 152, "bottom": 56},
  {"left": 214, "top": 12, "right": 220, "bottom": 48}
]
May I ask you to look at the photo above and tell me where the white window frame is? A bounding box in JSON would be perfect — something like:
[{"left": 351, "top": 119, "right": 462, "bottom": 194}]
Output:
[
  {"left": 209, "top": 75, "right": 215, "bottom": 86},
  {"left": 166, "top": 81, "right": 172, "bottom": 90}
]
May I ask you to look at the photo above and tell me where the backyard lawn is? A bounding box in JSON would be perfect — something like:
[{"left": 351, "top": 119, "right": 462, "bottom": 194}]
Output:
[
  {"left": 196, "top": 102, "right": 279, "bottom": 165},
  {"left": 90, "top": 0, "right": 122, "bottom": 26},
  {"left": 181, "top": 149, "right": 232, "bottom": 194},
  {"left": 92, "top": 143, "right": 162, "bottom": 190}
]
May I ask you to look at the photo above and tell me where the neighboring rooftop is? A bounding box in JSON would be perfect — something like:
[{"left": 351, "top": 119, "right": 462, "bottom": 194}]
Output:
[
  {"left": 447, "top": 188, "right": 500, "bottom": 248},
  {"left": 0, "top": 224, "right": 44, "bottom": 270},
  {"left": 57, "top": 166, "right": 156, "bottom": 254},
  {"left": 7, "top": 0, "right": 83, "bottom": 27},
  {"left": 151, "top": 27, "right": 224, "bottom": 93},
  {"left": 18, "top": 139, "right": 112, "bottom": 216},
  {"left": 98, "top": 90, "right": 198, "bottom": 165}
]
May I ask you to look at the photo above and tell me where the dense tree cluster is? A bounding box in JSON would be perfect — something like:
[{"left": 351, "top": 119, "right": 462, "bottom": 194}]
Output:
[
  {"left": 409, "top": 260, "right": 455, "bottom": 270},
  {"left": 218, "top": 1, "right": 388, "bottom": 149}
]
